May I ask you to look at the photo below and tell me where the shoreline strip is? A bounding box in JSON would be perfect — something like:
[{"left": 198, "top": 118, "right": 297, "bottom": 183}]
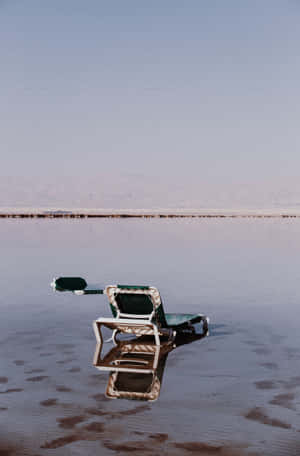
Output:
[{"left": 1, "top": 212, "right": 300, "bottom": 219}]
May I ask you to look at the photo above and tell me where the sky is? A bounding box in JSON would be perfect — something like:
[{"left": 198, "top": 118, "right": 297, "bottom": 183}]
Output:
[{"left": 1, "top": 0, "right": 300, "bottom": 209}]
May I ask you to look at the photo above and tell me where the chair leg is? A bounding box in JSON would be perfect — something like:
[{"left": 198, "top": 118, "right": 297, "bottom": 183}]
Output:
[
  {"left": 93, "top": 321, "right": 103, "bottom": 345},
  {"left": 92, "top": 343, "right": 103, "bottom": 365},
  {"left": 170, "top": 328, "right": 176, "bottom": 341},
  {"left": 153, "top": 325, "right": 161, "bottom": 346},
  {"left": 202, "top": 317, "right": 209, "bottom": 334},
  {"left": 112, "top": 329, "right": 120, "bottom": 345}
]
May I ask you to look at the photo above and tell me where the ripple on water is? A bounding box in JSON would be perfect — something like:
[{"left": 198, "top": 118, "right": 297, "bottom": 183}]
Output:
[
  {"left": 41, "top": 434, "right": 82, "bottom": 449},
  {"left": 0, "top": 389, "right": 23, "bottom": 394},
  {"left": 55, "top": 385, "right": 72, "bottom": 392},
  {"left": 244, "top": 407, "right": 292, "bottom": 429},
  {"left": 56, "top": 415, "right": 87, "bottom": 429},
  {"left": 269, "top": 393, "right": 296, "bottom": 410},
  {"left": 40, "top": 398, "right": 58, "bottom": 407},
  {"left": 254, "top": 380, "right": 278, "bottom": 390},
  {"left": 26, "top": 376, "right": 49, "bottom": 382},
  {"left": 13, "top": 361, "right": 25, "bottom": 366}
]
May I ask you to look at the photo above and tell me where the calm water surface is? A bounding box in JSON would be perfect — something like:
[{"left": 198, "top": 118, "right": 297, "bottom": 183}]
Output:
[{"left": 0, "top": 219, "right": 300, "bottom": 456}]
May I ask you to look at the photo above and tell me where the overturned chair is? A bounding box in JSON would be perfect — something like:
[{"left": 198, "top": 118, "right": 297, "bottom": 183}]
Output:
[{"left": 51, "top": 277, "right": 209, "bottom": 345}]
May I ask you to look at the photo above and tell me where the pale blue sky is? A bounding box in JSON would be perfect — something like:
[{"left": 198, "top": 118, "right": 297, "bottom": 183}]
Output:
[{"left": 1, "top": 1, "right": 300, "bottom": 207}]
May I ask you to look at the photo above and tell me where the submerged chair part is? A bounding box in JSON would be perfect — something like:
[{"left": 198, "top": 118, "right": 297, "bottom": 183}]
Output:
[{"left": 51, "top": 277, "right": 209, "bottom": 345}]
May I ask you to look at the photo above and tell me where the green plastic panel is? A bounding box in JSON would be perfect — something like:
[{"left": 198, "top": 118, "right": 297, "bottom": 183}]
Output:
[
  {"left": 155, "top": 304, "right": 168, "bottom": 327},
  {"left": 115, "top": 293, "right": 153, "bottom": 315},
  {"left": 117, "top": 285, "right": 150, "bottom": 290},
  {"left": 109, "top": 303, "right": 117, "bottom": 318},
  {"left": 165, "top": 313, "right": 201, "bottom": 327},
  {"left": 55, "top": 277, "right": 87, "bottom": 291}
]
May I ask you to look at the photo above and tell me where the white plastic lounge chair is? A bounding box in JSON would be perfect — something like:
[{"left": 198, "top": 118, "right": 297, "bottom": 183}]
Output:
[{"left": 51, "top": 277, "right": 209, "bottom": 346}]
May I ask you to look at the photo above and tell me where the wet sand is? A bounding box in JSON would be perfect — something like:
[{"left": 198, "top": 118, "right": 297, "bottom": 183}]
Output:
[{"left": 0, "top": 219, "right": 300, "bottom": 455}]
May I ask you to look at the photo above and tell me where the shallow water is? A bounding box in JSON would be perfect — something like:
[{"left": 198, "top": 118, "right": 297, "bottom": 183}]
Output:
[{"left": 0, "top": 219, "right": 300, "bottom": 455}]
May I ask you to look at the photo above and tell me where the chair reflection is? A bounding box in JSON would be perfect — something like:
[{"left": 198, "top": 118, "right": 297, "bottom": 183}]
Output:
[{"left": 93, "top": 330, "right": 208, "bottom": 402}]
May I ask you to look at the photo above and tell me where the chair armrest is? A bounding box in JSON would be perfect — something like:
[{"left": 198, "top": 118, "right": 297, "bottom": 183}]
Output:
[{"left": 51, "top": 277, "right": 103, "bottom": 294}]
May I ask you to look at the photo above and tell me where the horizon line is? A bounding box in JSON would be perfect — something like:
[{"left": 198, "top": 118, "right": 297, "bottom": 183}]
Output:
[{"left": 1, "top": 208, "right": 300, "bottom": 218}]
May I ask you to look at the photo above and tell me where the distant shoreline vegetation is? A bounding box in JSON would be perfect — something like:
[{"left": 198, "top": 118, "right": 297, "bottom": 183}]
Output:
[{"left": 1, "top": 210, "right": 300, "bottom": 219}]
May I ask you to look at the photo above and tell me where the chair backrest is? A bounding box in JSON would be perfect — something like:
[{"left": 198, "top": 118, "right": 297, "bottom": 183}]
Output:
[
  {"left": 105, "top": 285, "right": 167, "bottom": 327},
  {"left": 115, "top": 293, "right": 153, "bottom": 316}
]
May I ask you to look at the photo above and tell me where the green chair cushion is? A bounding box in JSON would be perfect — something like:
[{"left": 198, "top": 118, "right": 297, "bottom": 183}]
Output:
[
  {"left": 165, "top": 313, "right": 201, "bottom": 328},
  {"left": 117, "top": 285, "right": 149, "bottom": 290},
  {"left": 115, "top": 293, "right": 154, "bottom": 315}
]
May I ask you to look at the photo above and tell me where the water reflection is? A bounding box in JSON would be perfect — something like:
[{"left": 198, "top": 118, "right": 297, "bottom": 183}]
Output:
[{"left": 93, "top": 331, "right": 208, "bottom": 402}]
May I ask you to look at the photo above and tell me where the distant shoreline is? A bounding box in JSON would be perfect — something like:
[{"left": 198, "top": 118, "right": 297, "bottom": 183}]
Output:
[{"left": 1, "top": 210, "right": 300, "bottom": 219}]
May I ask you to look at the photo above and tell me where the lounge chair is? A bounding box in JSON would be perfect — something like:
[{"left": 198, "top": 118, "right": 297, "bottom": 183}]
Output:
[{"left": 51, "top": 277, "right": 209, "bottom": 345}]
